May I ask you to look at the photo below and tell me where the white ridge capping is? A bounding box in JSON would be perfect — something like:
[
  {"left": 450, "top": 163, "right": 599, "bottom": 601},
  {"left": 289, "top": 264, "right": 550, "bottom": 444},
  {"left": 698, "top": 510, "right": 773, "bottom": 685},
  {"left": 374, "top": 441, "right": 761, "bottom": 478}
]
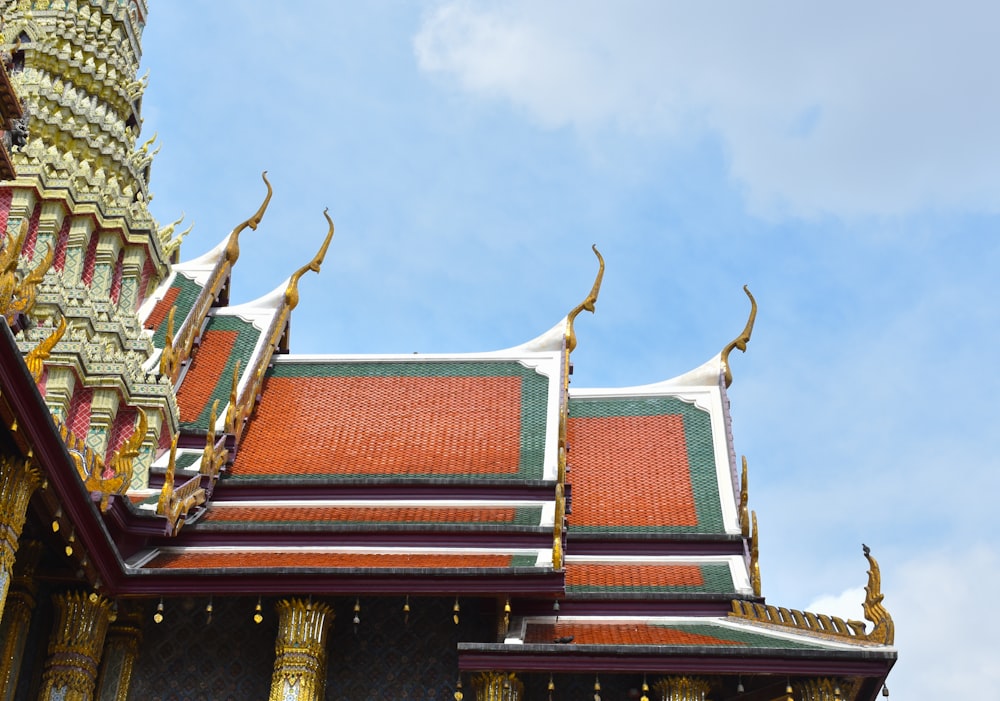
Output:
[{"left": 568, "top": 352, "right": 740, "bottom": 535}]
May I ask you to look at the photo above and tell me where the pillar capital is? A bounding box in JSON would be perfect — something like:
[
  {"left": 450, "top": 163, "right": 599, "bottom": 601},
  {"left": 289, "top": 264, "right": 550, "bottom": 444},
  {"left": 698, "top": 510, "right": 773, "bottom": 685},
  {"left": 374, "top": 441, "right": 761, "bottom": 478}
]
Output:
[
  {"left": 269, "top": 598, "right": 335, "bottom": 701},
  {"left": 472, "top": 672, "right": 524, "bottom": 701},
  {"left": 38, "top": 590, "right": 113, "bottom": 701}
]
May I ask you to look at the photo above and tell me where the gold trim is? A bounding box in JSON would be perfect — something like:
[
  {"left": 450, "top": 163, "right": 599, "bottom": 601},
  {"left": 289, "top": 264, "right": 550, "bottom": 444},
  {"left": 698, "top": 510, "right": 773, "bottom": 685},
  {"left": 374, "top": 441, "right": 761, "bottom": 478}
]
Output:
[
  {"left": 565, "top": 244, "right": 605, "bottom": 353},
  {"left": 225, "top": 171, "right": 272, "bottom": 265},
  {"left": 283, "top": 209, "right": 335, "bottom": 311},
  {"left": 25, "top": 316, "right": 67, "bottom": 383},
  {"left": 739, "top": 455, "right": 750, "bottom": 538},
  {"left": 731, "top": 545, "right": 894, "bottom": 646},
  {"left": 8, "top": 242, "right": 54, "bottom": 320},
  {"left": 101, "top": 408, "right": 147, "bottom": 510},
  {"left": 749, "top": 510, "right": 760, "bottom": 597},
  {"left": 158, "top": 306, "right": 178, "bottom": 379},
  {"left": 862, "top": 544, "right": 894, "bottom": 644},
  {"left": 224, "top": 359, "right": 241, "bottom": 433},
  {"left": 720, "top": 285, "right": 757, "bottom": 388}
]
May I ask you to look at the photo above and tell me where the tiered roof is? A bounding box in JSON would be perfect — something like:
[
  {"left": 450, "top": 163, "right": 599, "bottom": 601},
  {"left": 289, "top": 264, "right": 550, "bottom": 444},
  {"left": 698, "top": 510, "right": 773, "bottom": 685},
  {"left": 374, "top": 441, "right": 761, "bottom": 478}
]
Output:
[{"left": 2, "top": 186, "right": 894, "bottom": 694}]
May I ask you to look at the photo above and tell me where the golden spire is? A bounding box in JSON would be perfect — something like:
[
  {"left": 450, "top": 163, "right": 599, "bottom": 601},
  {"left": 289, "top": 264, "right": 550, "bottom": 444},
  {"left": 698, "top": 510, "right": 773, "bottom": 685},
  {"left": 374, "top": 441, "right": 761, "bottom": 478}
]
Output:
[
  {"left": 283, "top": 209, "right": 335, "bottom": 311},
  {"left": 224, "top": 171, "right": 272, "bottom": 264},
  {"left": 565, "top": 244, "right": 605, "bottom": 353},
  {"left": 720, "top": 285, "right": 757, "bottom": 388}
]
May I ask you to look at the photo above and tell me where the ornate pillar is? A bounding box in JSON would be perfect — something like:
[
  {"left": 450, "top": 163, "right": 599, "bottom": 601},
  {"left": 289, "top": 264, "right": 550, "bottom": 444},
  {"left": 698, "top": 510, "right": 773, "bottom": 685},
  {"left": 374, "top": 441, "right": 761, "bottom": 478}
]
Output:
[
  {"left": 650, "top": 676, "right": 712, "bottom": 701},
  {"left": 794, "top": 678, "right": 851, "bottom": 700},
  {"left": 38, "top": 591, "right": 113, "bottom": 701},
  {"left": 269, "top": 598, "right": 335, "bottom": 701},
  {"left": 0, "top": 455, "right": 42, "bottom": 624},
  {"left": 0, "top": 540, "right": 43, "bottom": 700},
  {"left": 95, "top": 602, "right": 143, "bottom": 701},
  {"left": 471, "top": 672, "right": 523, "bottom": 701}
]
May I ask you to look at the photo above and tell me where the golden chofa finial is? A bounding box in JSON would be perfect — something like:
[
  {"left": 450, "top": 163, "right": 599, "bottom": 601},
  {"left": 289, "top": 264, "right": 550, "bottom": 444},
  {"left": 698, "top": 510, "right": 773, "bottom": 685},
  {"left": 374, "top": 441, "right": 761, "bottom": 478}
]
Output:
[
  {"left": 720, "top": 285, "right": 757, "bottom": 388},
  {"left": 860, "top": 544, "right": 894, "bottom": 645},
  {"left": 284, "top": 209, "right": 335, "bottom": 311},
  {"left": 224, "top": 171, "right": 273, "bottom": 264},
  {"left": 565, "top": 244, "right": 605, "bottom": 353}
]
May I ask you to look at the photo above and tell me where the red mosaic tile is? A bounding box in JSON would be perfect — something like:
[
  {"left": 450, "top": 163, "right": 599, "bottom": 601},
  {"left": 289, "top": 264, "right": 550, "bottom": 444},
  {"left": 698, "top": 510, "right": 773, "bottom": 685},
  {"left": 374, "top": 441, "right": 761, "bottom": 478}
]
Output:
[
  {"left": 566, "top": 563, "right": 704, "bottom": 588},
  {"left": 52, "top": 217, "right": 70, "bottom": 272},
  {"left": 234, "top": 376, "right": 522, "bottom": 476},
  {"left": 524, "top": 622, "right": 742, "bottom": 646},
  {"left": 176, "top": 330, "right": 238, "bottom": 422},
  {"left": 22, "top": 203, "right": 40, "bottom": 259},
  {"left": 146, "top": 551, "right": 515, "bottom": 570},
  {"left": 567, "top": 415, "right": 696, "bottom": 528}
]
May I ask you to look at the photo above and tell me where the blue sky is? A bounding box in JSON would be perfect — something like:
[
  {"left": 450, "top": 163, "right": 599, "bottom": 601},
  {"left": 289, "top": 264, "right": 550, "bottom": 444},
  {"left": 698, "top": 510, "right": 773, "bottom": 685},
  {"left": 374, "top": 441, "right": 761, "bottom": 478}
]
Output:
[{"left": 139, "top": 3, "right": 1000, "bottom": 694}]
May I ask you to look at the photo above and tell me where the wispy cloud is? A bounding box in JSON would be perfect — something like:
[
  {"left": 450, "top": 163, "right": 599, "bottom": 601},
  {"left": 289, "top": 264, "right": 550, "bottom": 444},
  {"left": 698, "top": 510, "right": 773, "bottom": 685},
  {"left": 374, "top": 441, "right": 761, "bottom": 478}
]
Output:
[{"left": 415, "top": 1, "right": 1000, "bottom": 218}]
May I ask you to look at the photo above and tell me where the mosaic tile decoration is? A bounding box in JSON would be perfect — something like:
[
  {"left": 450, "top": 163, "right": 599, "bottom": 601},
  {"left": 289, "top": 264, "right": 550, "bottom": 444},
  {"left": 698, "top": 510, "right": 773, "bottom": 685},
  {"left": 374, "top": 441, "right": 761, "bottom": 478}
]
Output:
[
  {"left": 128, "top": 596, "right": 494, "bottom": 701},
  {"left": 146, "top": 273, "right": 204, "bottom": 347},
  {"left": 231, "top": 360, "right": 550, "bottom": 481},
  {"left": 176, "top": 315, "right": 261, "bottom": 431},
  {"left": 566, "top": 396, "right": 724, "bottom": 534},
  {"left": 565, "top": 562, "right": 735, "bottom": 596}
]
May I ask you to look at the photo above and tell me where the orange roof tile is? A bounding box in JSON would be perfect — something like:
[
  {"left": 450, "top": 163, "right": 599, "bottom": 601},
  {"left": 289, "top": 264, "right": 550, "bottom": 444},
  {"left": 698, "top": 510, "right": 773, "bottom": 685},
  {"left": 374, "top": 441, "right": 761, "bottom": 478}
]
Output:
[
  {"left": 145, "top": 551, "right": 516, "bottom": 570},
  {"left": 234, "top": 375, "right": 524, "bottom": 477},
  {"left": 566, "top": 562, "right": 704, "bottom": 588},
  {"left": 144, "top": 285, "right": 180, "bottom": 331},
  {"left": 200, "top": 505, "right": 520, "bottom": 524},
  {"left": 567, "top": 414, "right": 696, "bottom": 528},
  {"left": 175, "top": 329, "right": 238, "bottom": 423},
  {"left": 524, "top": 622, "right": 743, "bottom": 646}
]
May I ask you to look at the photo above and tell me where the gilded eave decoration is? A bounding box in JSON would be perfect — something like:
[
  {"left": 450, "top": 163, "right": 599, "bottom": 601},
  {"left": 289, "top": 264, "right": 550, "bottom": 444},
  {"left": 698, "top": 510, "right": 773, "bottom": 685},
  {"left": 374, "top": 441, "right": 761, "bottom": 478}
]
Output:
[
  {"left": 720, "top": 285, "right": 757, "bottom": 387},
  {"left": 730, "top": 545, "right": 895, "bottom": 646},
  {"left": 57, "top": 408, "right": 147, "bottom": 511},
  {"left": 0, "top": 220, "right": 55, "bottom": 324}
]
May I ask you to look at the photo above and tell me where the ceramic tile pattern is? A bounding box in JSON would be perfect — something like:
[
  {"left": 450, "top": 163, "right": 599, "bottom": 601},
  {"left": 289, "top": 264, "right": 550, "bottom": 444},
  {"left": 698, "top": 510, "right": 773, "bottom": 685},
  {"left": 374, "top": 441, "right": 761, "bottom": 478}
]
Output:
[
  {"left": 524, "top": 621, "right": 821, "bottom": 649},
  {"left": 232, "top": 360, "right": 550, "bottom": 480},
  {"left": 175, "top": 315, "right": 261, "bottom": 430},
  {"left": 565, "top": 562, "right": 735, "bottom": 595},
  {"left": 144, "top": 551, "right": 534, "bottom": 570},
  {"left": 145, "top": 273, "right": 204, "bottom": 347},
  {"left": 567, "top": 396, "right": 724, "bottom": 534},
  {"left": 198, "top": 505, "right": 544, "bottom": 527}
]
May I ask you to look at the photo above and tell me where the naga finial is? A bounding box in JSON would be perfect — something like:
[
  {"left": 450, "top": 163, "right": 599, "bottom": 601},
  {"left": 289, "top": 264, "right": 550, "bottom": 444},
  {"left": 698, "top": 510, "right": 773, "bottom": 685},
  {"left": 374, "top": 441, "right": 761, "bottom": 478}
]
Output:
[
  {"left": 565, "top": 244, "right": 605, "bottom": 353},
  {"left": 158, "top": 306, "right": 178, "bottom": 378},
  {"left": 25, "top": 316, "right": 67, "bottom": 383},
  {"left": 720, "top": 285, "right": 757, "bottom": 388},
  {"left": 861, "top": 544, "right": 894, "bottom": 644},
  {"left": 158, "top": 211, "right": 185, "bottom": 244},
  {"left": 284, "top": 209, "right": 334, "bottom": 311},
  {"left": 224, "top": 171, "right": 272, "bottom": 264},
  {"left": 8, "top": 243, "right": 54, "bottom": 321},
  {"left": 156, "top": 433, "right": 178, "bottom": 517}
]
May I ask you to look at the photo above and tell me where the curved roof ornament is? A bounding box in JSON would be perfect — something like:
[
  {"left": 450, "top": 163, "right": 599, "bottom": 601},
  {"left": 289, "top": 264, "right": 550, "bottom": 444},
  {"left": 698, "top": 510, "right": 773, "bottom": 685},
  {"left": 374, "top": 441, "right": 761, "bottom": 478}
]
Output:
[
  {"left": 284, "top": 209, "right": 335, "bottom": 311},
  {"left": 565, "top": 245, "right": 605, "bottom": 353},
  {"left": 862, "top": 544, "right": 894, "bottom": 645},
  {"left": 720, "top": 285, "right": 757, "bottom": 388},
  {"left": 224, "top": 171, "right": 272, "bottom": 265}
]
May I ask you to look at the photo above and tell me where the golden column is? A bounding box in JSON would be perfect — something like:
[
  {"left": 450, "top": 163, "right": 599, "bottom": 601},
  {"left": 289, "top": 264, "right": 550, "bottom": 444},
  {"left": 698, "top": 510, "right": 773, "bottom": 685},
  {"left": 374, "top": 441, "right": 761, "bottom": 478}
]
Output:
[
  {"left": 794, "top": 678, "right": 851, "bottom": 700},
  {"left": 471, "top": 672, "right": 524, "bottom": 701},
  {"left": 38, "top": 591, "right": 113, "bottom": 701},
  {"left": 94, "top": 602, "right": 144, "bottom": 701},
  {"left": 269, "top": 598, "right": 335, "bottom": 701},
  {"left": 0, "top": 540, "right": 43, "bottom": 700},
  {"left": 0, "top": 455, "right": 42, "bottom": 624},
  {"left": 650, "top": 676, "right": 713, "bottom": 701}
]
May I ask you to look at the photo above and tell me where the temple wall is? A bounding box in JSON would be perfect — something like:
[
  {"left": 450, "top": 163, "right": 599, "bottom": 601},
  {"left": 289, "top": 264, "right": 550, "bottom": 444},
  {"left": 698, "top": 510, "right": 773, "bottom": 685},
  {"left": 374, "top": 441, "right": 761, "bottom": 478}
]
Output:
[{"left": 128, "top": 596, "right": 494, "bottom": 701}]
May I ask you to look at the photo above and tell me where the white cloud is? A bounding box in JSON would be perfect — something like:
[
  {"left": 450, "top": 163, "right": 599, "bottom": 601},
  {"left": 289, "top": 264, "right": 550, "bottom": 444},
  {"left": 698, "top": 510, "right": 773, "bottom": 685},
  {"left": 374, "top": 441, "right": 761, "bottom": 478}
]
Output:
[
  {"left": 807, "top": 546, "right": 1000, "bottom": 697},
  {"left": 415, "top": 1, "right": 1000, "bottom": 218},
  {"left": 806, "top": 586, "right": 865, "bottom": 624}
]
